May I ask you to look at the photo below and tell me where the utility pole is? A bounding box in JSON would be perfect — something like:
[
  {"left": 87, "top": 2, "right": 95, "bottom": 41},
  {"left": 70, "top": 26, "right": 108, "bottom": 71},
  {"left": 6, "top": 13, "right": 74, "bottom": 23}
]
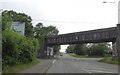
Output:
[
  {"left": 117, "top": 1, "right": 120, "bottom": 62},
  {"left": 118, "top": 1, "right": 120, "bottom": 24},
  {"left": 103, "top": 1, "right": 120, "bottom": 58}
]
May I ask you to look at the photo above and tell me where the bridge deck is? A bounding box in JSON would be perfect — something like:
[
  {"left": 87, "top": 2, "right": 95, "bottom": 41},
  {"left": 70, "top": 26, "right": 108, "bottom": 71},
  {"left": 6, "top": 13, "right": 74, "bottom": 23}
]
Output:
[{"left": 46, "top": 27, "right": 117, "bottom": 45}]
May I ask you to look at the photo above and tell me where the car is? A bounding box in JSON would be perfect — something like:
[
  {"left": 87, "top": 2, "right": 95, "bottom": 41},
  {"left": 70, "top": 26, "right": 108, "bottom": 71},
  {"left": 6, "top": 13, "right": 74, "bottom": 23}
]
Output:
[
  {"left": 60, "top": 54, "right": 63, "bottom": 56},
  {"left": 60, "top": 52, "right": 63, "bottom": 56}
]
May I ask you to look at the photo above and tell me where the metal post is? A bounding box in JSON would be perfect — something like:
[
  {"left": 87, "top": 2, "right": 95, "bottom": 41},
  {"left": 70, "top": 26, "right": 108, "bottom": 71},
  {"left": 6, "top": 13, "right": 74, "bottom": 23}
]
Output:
[{"left": 118, "top": 1, "right": 120, "bottom": 24}]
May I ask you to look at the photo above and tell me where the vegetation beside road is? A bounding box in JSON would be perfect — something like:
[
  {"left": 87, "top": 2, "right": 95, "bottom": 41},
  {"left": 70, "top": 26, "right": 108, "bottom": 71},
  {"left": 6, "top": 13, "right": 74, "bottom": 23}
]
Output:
[
  {"left": 2, "top": 30, "right": 39, "bottom": 73},
  {"left": 3, "top": 59, "right": 40, "bottom": 73},
  {"left": 66, "top": 42, "right": 119, "bottom": 65},
  {"left": 69, "top": 53, "right": 120, "bottom": 65},
  {"left": 69, "top": 53, "right": 103, "bottom": 58},
  {"left": 2, "top": 10, "right": 60, "bottom": 73},
  {"left": 98, "top": 57, "right": 120, "bottom": 65},
  {"left": 66, "top": 43, "right": 111, "bottom": 57}
]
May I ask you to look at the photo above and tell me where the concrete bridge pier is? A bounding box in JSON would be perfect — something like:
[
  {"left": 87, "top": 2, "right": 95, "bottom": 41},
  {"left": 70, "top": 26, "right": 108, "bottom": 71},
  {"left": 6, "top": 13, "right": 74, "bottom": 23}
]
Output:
[
  {"left": 112, "top": 24, "right": 120, "bottom": 59},
  {"left": 40, "top": 39, "right": 54, "bottom": 58},
  {"left": 40, "top": 39, "right": 47, "bottom": 58},
  {"left": 46, "top": 46, "right": 54, "bottom": 58},
  {"left": 112, "top": 42, "right": 117, "bottom": 57},
  {"left": 117, "top": 24, "right": 120, "bottom": 58}
]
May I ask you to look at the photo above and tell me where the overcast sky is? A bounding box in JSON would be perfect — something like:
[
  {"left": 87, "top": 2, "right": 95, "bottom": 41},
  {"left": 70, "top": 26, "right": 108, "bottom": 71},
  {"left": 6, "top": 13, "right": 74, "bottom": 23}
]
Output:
[{"left": 0, "top": 0, "right": 119, "bottom": 52}]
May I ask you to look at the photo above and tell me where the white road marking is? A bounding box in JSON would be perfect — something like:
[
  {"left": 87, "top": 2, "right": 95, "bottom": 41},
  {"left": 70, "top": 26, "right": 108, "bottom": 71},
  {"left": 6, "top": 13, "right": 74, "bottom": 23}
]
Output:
[
  {"left": 52, "top": 60, "right": 56, "bottom": 63},
  {"left": 81, "top": 68, "right": 92, "bottom": 73},
  {"left": 90, "top": 70, "right": 114, "bottom": 73}
]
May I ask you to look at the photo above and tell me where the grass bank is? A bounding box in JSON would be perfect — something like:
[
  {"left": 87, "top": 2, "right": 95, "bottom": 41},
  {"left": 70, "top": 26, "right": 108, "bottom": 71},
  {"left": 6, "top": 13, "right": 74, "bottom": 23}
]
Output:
[
  {"left": 68, "top": 53, "right": 119, "bottom": 65},
  {"left": 98, "top": 57, "right": 120, "bottom": 65},
  {"left": 3, "top": 59, "right": 40, "bottom": 73},
  {"left": 68, "top": 53, "right": 103, "bottom": 58}
]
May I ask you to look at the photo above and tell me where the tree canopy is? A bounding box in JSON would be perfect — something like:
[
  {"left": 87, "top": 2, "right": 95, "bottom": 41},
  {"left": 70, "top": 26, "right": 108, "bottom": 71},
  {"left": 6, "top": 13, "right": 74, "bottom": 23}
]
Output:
[
  {"left": 34, "top": 22, "right": 60, "bottom": 55},
  {"left": 2, "top": 10, "right": 33, "bottom": 37},
  {"left": 66, "top": 43, "right": 111, "bottom": 56}
]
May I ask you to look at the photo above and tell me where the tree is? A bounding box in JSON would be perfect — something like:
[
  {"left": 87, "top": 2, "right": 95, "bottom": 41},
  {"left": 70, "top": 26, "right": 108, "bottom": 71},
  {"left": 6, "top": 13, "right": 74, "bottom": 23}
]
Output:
[
  {"left": 2, "top": 10, "right": 13, "bottom": 30},
  {"left": 34, "top": 23, "right": 59, "bottom": 37},
  {"left": 74, "top": 44, "right": 86, "bottom": 55},
  {"left": 45, "top": 25, "right": 59, "bottom": 36},
  {"left": 34, "top": 22, "right": 43, "bottom": 38},
  {"left": 87, "top": 43, "right": 111, "bottom": 56},
  {"left": 2, "top": 10, "right": 39, "bottom": 71},
  {"left": 53, "top": 45, "right": 61, "bottom": 55},
  {"left": 2, "top": 30, "right": 39, "bottom": 71},
  {"left": 66, "top": 45, "right": 75, "bottom": 53},
  {"left": 34, "top": 23, "right": 60, "bottom": 55},
  {"left": 2, "top": 10, "right": 33, "bottom": 37}
]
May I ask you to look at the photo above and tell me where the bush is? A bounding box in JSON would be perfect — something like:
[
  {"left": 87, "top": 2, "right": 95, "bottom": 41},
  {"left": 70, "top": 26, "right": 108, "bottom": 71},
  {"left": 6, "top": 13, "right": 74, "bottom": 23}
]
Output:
[
  {"left": 87, "top": 44, "right": 105, "bottom": 56},
  {"left": 74, "top": 44, "right": 86, "bottom": 55},
  {"left": 2, "top": 30, "right": 39, "bottom": 69},
  {"left": 18, "top": 37, "right": 39, "bottom": 64},
  {"left": 2, "top": 30, "right": 21, "bottom": 66}
]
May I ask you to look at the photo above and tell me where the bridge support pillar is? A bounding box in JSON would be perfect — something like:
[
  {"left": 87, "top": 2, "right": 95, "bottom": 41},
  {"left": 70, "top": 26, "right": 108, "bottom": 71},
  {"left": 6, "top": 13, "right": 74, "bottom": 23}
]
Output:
[
  {"left": 40, "top": 38, "right": 47, "bottom": 58},
  {"left": 117, "top": 24, "right": 120, "bottom": 58},
  {"left": 117, "top": 24, "right": 120, "bottom": 74},
  {"left": 112, "top": 42, "right": 117, "bottom": 57},
  {"left": 46, "top": 46, "right": 54, "bottom": 58}
]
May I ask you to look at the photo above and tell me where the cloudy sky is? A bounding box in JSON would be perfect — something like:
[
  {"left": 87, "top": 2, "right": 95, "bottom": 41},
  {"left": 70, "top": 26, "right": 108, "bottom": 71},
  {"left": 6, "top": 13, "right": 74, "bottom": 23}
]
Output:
[{"left": 0, "top": 0, "right": 119, "bottom": 52}]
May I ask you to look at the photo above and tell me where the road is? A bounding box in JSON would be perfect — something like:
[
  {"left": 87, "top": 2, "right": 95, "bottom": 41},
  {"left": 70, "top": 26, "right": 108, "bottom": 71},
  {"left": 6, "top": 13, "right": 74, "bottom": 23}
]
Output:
[
  {"left": 19, "top": 53, "right": 119, "bottom": 74},
  {"left": 46, "top": 53, "right": 118, "bottom": 73}
]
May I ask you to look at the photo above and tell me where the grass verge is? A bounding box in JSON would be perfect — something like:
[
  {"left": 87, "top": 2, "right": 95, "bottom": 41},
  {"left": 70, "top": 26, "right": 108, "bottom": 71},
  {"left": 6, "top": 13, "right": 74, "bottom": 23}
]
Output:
[
  {"left": 3, "top": 59, "right": 40, "bottom": 73},
  {"left": 68, "top": 53, "right": 120, "bottom": 65},
  {"left": 98, "top": 57, "right": 120, "bottom": 65},
  {"left": 68, "top": 53, "right": 103, "bottom": 58}
]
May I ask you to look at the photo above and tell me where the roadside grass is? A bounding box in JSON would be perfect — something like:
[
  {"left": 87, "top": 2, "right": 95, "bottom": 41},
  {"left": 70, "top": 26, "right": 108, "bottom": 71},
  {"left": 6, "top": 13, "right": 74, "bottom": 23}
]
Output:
[
  {"left": 3, "top": 59, "right": 40, "bottom": 73},
  {"left": 68, "top": 53, "right": 103, "bottom": 58},
  {"left": 68, "top": 53, "right": 120, "bottom": 65},
  {"left": 98, "top": 57, "right": 120, "bottom": 65}
]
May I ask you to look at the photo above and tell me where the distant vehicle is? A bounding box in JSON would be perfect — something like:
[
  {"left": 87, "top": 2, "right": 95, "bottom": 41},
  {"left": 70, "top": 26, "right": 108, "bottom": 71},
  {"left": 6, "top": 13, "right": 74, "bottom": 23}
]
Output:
[
  {"left": 60, "top": 52, "right": 63, "bottom": 56},
  {"left": 60, "top": 54, "right": 63, "bottom": 56}
]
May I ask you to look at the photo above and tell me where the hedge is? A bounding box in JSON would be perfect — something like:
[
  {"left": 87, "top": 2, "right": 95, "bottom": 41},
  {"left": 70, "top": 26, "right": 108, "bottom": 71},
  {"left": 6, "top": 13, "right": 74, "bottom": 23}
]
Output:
[{"left": 2, "top": 30, "right": 39, "bottom": 70}]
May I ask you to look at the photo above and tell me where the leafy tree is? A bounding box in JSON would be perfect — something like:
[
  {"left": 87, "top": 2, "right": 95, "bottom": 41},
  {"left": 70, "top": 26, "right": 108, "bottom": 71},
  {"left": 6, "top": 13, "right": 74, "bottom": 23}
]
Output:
[
  {"left": 74, "top": 44, "right": 86, "bottom": 55},
  {"left": 2, "top": 10, "right": 13, "bottom": 30},
  {"left": 87, "top": 43, "right": 111, "bottom": 56},
  {"left": 2, "top": 10, "right": 39, "bottom": 72},
  {"left": 34, "top": 23, "right": 60, "bottom": 55},
  {"left": 34, "top": 23, "right": 43, "bottom": 38},
  {"left": 66, "top": 45, "right": 75, "bottom": 53},
  {"left": 2, "top": 30, "right": 39, "bottom": 70},
  {"left": 2, "top": 10, "right": 33, "bottom": 37},
  {"left": 34, "top": 23, "right": 59, "bottom": 37},
  {"left": 53, "top": 45, "right": 61, "bottom": 55}
]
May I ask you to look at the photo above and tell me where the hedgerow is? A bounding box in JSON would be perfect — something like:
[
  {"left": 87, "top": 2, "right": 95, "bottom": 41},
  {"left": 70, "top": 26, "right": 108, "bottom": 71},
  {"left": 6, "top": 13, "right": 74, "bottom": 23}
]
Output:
[{"left": 2, "top": 30, "right": 39, "bottom": 70}]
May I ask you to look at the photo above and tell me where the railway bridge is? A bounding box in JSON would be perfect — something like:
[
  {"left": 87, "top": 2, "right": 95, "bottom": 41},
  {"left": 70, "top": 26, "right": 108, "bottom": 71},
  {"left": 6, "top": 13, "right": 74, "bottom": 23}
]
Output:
[{"left": 40, "top": 25, "right": 120, "bottom": 58}]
